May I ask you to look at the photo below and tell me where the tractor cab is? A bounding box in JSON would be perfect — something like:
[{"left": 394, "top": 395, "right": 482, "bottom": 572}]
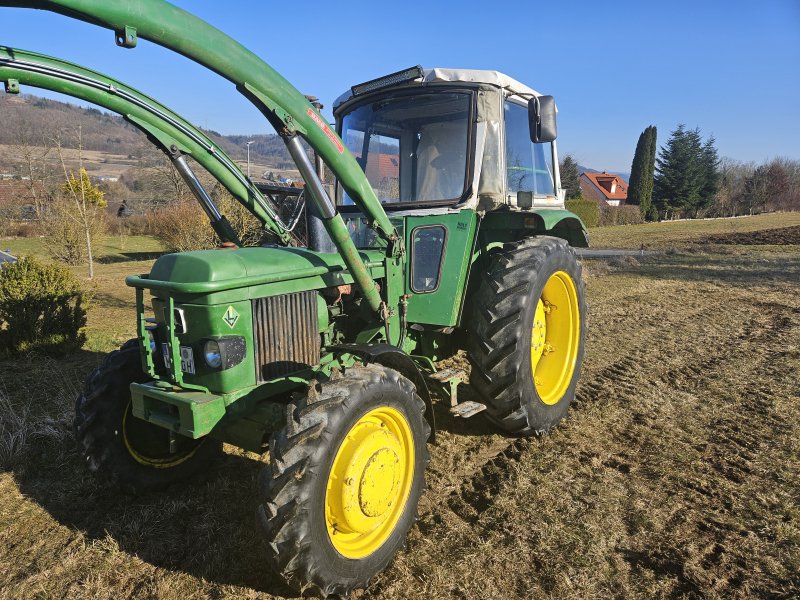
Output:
[
  {"left": 324, "top": 67, "right": 586, "bottom": 328},
  {"left": 1, "top": 2, "right": 589, "bottom": 594},
  {"left": 333, "top": 67, "right": 566, "bottom": 216}
]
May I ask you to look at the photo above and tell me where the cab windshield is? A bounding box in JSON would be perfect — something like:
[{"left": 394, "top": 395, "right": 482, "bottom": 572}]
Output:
[{"left": 338, "top": 91, "right": 471, "bottom": 206}]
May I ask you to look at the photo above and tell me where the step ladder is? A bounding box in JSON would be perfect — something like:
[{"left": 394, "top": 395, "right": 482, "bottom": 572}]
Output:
[{"left": 428, "top": 368, "right": 487, "bottom": 418}]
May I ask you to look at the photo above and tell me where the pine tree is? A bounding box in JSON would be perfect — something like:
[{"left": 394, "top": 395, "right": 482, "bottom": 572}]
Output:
[
  {"left": 697, "top": 136, "right": 720, "bottom": 215},
  {"left": 654, "top": 125, "right": 704, "bottom": 219},
  {"left": 628, "top": 125, "right": 657, "bottom": 219},
  {"left": 559, "top": 154, "right": 581, "bottom": 199}
]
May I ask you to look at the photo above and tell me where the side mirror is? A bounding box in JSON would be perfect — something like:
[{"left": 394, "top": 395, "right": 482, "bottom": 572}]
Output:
[{"left": 528, "top": 95, "right": 557, "bottom": 143}]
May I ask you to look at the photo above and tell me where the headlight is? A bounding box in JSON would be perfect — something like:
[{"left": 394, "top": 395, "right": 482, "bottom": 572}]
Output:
[
  {"left": 202, "top": 336, "right": 245, "bottom": 371},
  {"left": 203, "top": 340, "right": 222, "bottom": 368}
]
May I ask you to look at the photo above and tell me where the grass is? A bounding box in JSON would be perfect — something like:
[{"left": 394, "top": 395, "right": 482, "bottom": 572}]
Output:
[
  {"left": 0, "top": 217, "right": 799, "bottom": 598},
  {"left": 589, "top": 211, "right": 800, "bottom": 249},
  {"left": 1, "top": 234, "right": 165, "bottom": 352}
]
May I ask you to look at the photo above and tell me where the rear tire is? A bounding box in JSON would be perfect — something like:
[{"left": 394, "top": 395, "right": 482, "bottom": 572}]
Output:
[
  {"left": 258, "top": 364, "right": 430, "bottom": 598},
  {"left": 74, "top": 339, "right": 221, "bottom": 493},
  {"left": 468, "top": 237, "right": 586, "bottom": 435}
]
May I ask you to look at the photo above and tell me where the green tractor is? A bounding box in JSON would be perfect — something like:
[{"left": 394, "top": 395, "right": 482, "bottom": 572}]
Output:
[{"left": 2, "top": 0, "right": 587, "bottom": 595}]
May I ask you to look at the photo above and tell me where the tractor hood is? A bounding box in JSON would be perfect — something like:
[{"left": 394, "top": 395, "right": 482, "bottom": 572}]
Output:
[{"left": 131, "top": 246, "right": 385, "bottom": 304}]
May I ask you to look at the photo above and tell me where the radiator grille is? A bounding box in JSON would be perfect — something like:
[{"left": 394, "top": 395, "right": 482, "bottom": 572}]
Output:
[{"left": 253, "top": 291, "right": 321, "bottom": 382}]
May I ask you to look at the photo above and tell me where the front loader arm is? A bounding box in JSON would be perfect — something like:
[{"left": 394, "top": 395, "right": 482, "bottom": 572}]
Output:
[
  {"left": 0, "top": 46, "right": 296, "bottom": 245},
  {"left": 1, "top": 0, "right": 397, "bottom": 315}
]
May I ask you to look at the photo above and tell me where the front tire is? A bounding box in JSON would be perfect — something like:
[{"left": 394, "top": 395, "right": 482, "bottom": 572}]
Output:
[
  {"left": 468, "top": 236, "right": 587, "bottom": 435},
  {"left": 258, "top": 364, "right": 430, "bottom": 597},
  {"left": 74, "top": 339, "right": 221, "bottom": 493}
]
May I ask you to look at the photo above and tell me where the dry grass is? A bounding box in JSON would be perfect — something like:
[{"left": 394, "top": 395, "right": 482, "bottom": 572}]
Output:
[
  {"left": 589, "top": 211, "right": 800, "bottom": 249},
  {"left": 1, "top": 219, "right": 799, "bottom": 598}
]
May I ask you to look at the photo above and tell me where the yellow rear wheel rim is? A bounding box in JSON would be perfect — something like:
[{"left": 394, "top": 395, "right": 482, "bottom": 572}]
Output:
[
  {"left": 530, "top": 271, "right": 580, "bottom": 405},
  {"left": 325, "top": 406, "right": 415, "bottom": 559}
]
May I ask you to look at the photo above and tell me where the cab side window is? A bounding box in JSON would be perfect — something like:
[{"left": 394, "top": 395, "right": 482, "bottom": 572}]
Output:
[
  {"left": 411, "top": 226, "right": 446, "bottom": 292},
  {"left": 504, "top": 101, "right": 555, "bottom": 198}
]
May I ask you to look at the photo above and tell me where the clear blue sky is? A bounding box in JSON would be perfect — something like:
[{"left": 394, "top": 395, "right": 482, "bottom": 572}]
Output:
[{"left": 2, "top": 0, "right": 799, "bottom": 171}]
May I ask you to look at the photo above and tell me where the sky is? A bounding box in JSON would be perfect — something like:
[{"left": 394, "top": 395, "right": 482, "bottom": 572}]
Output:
[{"left": 1, "top": 0, "right": 799, "bottom": 172}]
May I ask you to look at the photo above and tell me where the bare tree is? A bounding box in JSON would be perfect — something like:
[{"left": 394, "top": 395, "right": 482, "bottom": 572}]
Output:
[
  {"left": 8, "top": 116, "right": 55, "bottom": 219},
  {"left": 52, "top": 127, "right": 107, "bottom": 279}
]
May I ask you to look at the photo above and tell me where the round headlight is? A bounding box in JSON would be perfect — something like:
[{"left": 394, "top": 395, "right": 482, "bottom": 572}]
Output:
[{"left": 203, "top": 340, "right": 222, "bottom": 369}]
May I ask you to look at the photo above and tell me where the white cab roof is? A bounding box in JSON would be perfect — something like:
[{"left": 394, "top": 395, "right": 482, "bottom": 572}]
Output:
[{"left": 333, "top": 67, "right": 541, "bottom": 109}]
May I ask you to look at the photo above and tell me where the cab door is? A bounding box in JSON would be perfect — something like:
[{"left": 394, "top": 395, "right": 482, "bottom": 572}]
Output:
[{"left": 404, "top": 210, "right": 478, "bottom": 327}]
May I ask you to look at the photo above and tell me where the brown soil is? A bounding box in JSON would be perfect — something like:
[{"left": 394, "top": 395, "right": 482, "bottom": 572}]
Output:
[
  {"left": 1, "top": 245, "right": 799, "bottom": 599},
  {"left": 699, "top": 225, "right": 800, "bottom": 245}
]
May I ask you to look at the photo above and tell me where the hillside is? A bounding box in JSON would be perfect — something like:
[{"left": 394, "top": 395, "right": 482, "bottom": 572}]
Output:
[{"left": 0, "top": 93, "right": 292, "bottom": 170}]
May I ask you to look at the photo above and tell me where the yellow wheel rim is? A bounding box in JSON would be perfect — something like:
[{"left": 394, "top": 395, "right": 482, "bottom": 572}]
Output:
[
  {"left": 530, "top": 271, "right": 580, "bottom": 405},
  {"left": 122, "top": 401, "right": 202, "bottom": 469},
  {"left": 325, "top": 406, "right": 415, "bottom": 559}
]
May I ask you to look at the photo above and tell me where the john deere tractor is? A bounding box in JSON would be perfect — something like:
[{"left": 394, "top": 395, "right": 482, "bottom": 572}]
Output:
[{"left": 2, "top": 1, "right": 587, "bottom": 595}]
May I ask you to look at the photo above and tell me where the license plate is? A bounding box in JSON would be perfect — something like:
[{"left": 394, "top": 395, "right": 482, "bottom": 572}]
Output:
[
  {"left": 161, "top": 343, "right": 196, "bottom": 374},
  {"left": 179, "top": 346, "right": 195, "bottom": 374}
]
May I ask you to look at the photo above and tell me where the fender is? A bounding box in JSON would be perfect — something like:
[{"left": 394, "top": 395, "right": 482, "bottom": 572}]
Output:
[
  {"left": 529, "top": 208, "right": 589, "bottom": 247},
  {"left": 332, "top": 343, "right": 436, "bottom": 441}
]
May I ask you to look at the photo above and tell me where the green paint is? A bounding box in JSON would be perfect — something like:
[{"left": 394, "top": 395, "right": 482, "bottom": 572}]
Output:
[
  {"left": 130, "top": 382, "right": 226, "bottom": 439},
  {"left": 404, "top": 210, "right": 479, "bottom": 326}
]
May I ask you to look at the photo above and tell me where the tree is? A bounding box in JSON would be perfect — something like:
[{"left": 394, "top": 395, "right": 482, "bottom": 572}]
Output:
[
  {"left": 9, "top": 116, "right": 55, "bottom": 220},
  {"left": 743, "top": 160, "right": 793, "bottom": 215},
  {"left": 697, "top": 136, "right": 721, "bottom": 216},
  {"left": 653, "top": 125, "right": 718, "bottom": 219},
  {"left": 715, "top": 158, "right": 755, "bottom": 217},
  {"left": 644, "top": 126, "right": 658, "bottom": 220},
  {"left": 743, "top": 164, "right": 771, "bottom": 215},
  {"left": 559, "top": 154, "right": 581, "bottom": 199},
  {"left": 50, "top": 128, "right": 107, "bottom": 278},
  {"left": 627, "top": 125, "right": 657, "bottom": 219}
]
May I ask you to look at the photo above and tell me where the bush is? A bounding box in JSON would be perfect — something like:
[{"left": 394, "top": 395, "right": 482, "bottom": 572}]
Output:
[
  {"left": 147, "top": 201, "right": 218, "bottom": 252},
  {"left": 149, "top": 189, "right": 266, "bottom": 252},
  {"left": 565, "top": 198, "right": 600, "bottom": 228},
  {"left": 0, "top": 256, "right": 87, "bottom": 354},
  {"left": 599, "top": 205, "right": 645, "bottom": 226},
  {"left": 106, "top": 213, "right": 152, "bottom": 236}
]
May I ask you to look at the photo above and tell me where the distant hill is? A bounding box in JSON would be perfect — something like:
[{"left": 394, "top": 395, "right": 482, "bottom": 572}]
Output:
[{"left": 0, "top": 93, "right": 292, "bottom": 165}]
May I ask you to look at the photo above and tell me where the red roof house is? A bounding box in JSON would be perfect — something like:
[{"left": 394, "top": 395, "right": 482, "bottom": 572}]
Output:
[{"left": 579, "top": 172, "right": 628, "bottom": 206}]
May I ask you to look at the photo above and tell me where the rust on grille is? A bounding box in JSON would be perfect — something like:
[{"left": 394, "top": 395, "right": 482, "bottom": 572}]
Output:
[{"left": 252, "top": 291, "right": 320, "bottom": 382}]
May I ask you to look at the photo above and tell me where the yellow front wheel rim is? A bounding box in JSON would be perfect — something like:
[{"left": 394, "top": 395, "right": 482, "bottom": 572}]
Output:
[
  {"left": 325, "top": 406, "right": 415, "bottom": 559},
  {"left": 530, "top": 271, "right": 580, "bottom": 405},
  {"left": 122, "top": 401, "right": 202, "bottom": 469}
]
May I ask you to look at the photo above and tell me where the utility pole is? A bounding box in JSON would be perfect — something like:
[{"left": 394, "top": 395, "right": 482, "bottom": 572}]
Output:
[{"left": 246, "top": 140, "right": 254, "bottom": 177}]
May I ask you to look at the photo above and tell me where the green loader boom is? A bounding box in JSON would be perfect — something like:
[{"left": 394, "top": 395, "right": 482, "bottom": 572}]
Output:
[
  {"left": 0, "top": 46, "right": 295, "bottom": 245},
  {"left": 1, "top": 1, "right": 590, "bottom": 596}
]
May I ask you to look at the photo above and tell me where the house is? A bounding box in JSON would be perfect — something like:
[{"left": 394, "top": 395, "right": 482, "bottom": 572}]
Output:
[{"left": 579, "top": 171, "right": 628, "bottom": 206}]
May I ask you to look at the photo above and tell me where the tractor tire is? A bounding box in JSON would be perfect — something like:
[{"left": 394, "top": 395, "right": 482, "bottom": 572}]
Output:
[
  {"left": 74, "top": 339, "right": 221, "bottom": 494},
  {"left": 258, "top": 364, "right": 430, "bottom": 598},
  {"left": 468, "top": 236, "right": 586, "bottom": 435}
]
